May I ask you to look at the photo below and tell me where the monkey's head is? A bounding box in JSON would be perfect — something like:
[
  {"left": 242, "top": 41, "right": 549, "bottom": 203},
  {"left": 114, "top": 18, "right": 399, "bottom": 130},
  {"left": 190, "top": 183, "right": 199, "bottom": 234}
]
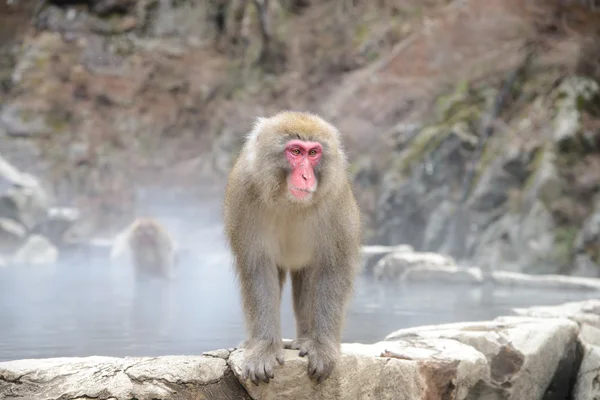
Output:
[
  {"left": 129, "top": 218, "right": 160, "bottom": 245},
  {"left": 243, "top": 111, "right": 347, "bottom": 206}
]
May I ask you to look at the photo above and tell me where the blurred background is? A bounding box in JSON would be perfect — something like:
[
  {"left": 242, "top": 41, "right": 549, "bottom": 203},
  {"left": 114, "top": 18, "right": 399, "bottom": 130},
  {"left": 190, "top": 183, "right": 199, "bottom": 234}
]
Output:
[{"left": 1, "top": 0, "right": 600, "bottom": 362}]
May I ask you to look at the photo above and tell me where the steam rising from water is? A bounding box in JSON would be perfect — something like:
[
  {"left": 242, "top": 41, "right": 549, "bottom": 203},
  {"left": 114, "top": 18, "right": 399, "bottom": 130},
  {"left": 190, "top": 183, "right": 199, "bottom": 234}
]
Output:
[{"left": 0, "top": 189, "right": 598, "bottom": 361}]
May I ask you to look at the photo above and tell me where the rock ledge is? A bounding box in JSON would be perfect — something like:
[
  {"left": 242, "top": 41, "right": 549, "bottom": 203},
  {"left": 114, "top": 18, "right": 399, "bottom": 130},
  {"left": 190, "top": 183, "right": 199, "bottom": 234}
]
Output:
[{"left": 3, "top": 300, "right": 600, "bottom": 399}]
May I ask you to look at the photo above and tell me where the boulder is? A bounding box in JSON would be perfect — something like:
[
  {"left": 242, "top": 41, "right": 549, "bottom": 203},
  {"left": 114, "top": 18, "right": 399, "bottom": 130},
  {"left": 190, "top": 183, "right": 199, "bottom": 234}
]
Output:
[
  {"left": 30, "top": 207, "right": 80, "bottom": 247},
  {"left": 373, "top": 249, "right": 456, "bottom": 280},
  {"left": 373, "top": 249, "right": 600, "bottom": 291},
  {"left": 6, "top": 300, "right": 600, "bottom": 399},
  {"left": 360, "top": 244, "right": 413, "bottom": 273},
  {"left": 512, "top": 300, "right": 600, "bottom": 400},
  {"left": 0, "top": 217, "right": 27, "bottom": 253},
  {"left": 553, "top": 76, "right": 599, "bottom": 147},
  {"left": 573, "top": 343, "right": 600, "bottom": 400},
  {"left": 229, "top": 339, "right": 487, "bottom": 400},
  {"left": 513, "top": 299, "right": 600, "bottom": 332},
  {"left": 0, "top": 155, "right": 49, "bottom": 231},
  {"left": 573, "top": 206, "right": 600, "bottom": 275},
  {"left": 0, "top": 315, "right": 584, "bottom": 400},
  {"left": 0, "top": 354, "right": 251, "bottom": 400},
  {"left": 12, "top": 234, "right": 59, "bottom": 266},
  {"left": 386, "top": 317, "right": 581, "bottom": 400}
]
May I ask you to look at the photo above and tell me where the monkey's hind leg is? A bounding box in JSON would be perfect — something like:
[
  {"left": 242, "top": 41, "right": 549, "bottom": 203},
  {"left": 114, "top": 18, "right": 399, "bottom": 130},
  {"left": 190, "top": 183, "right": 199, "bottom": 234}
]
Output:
[{"left": 236, "top": 253, "right": 285, "bottom": 385}]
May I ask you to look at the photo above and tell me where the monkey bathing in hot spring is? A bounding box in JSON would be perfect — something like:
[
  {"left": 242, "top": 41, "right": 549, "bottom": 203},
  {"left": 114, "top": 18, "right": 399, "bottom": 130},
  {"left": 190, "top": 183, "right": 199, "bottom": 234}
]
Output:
[
  {"left": 110, "top": 217, "right": 178, "bottom": 281},
  {"left": 223, "top": 111, "right": 362, "bottom": 385}
]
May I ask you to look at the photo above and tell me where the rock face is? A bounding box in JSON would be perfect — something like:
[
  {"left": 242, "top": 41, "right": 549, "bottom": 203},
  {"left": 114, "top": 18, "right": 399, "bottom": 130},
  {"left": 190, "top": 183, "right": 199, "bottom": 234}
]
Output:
[
  {"left": 373, "top": 74, "right": 600, "bottom": 276},
  {"left": 371, "top": 248, "right": 600, "bottom": 291},
  {"left": 0, "top": 154, "right": 75, "bottom": 264},
  {"left": 0, "top": 154, "right": 49, "bottom": 232},
  {"left": 513, "top": 300, "right": 600, "bottom": 400},
  {"left": 3, "top": 300, "right": 600, "bottom": 399},
  {"left": 12, "top": 234, "right": 59, "bottom": 266},
  {"left": 360, "top": 244, "right": 413, "bottom": 273},
  {"left": 0, "top": 354, "right": 251, "bottom": 400}
]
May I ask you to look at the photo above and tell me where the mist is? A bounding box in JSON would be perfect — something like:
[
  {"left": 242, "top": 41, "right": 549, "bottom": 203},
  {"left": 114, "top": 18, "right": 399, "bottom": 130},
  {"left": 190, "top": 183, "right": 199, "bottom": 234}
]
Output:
[{"left": 1, "top": 186, "right": 598, "bottom": 362}]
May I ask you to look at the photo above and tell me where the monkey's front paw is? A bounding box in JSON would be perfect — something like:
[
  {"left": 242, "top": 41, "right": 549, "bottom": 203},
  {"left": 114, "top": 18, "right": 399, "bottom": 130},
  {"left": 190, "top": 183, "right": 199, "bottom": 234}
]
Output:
[
  {"left": 298, "top": 340, "right": 338, "bottom": 383},
  {"left": 242, "top": 340, "right": 285, "bottom": 386}
]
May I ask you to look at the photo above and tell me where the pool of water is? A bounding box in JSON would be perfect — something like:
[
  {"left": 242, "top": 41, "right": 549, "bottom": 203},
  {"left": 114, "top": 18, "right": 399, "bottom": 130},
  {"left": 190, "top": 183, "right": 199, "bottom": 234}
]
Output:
[
  {"left": 0, "top": 193, "right": 598, "bottom": 362},
  {"left": 1, "top": 248, "right": 599, "bottom": 362}
]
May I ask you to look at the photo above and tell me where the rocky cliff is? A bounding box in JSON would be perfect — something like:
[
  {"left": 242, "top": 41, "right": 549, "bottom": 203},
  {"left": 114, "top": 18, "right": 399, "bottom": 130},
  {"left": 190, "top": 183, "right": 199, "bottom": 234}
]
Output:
[{"left": 1, "top": 0, "right": 600, "bottom": 273}]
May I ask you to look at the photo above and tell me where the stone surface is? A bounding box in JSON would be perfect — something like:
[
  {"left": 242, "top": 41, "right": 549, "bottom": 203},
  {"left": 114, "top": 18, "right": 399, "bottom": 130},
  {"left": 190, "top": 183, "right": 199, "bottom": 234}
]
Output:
[
  {"left": 373, "top": 249, "right": 456, "bottom": 280},
  {"left": 386, "top": 316, "right": 581, "bottom": 400},
  {"left": 0, "top": 355, "right": 251, "bottom": 400},
  {"left": 229, "top": 339, "right": 487, "bottom": 400},
  {"left": 0, "top": 217, "right": 27, "bottom": 253},
  {"left": 30, "top": 207, "right": 80, "bottom": 247},
  {"left": 360, "top": 244, "right": 413, "bottom": 273},
  {"left": 513, "top": 299, "right": 600, "bottom": 330},
  {"left": 3, "top": 301, "right": 600, "bottom": 399},
  {"left": 0, "top": 155, "right": 49, "bottom": 231},
  {"left": 373, "top": 249, "right": 600, "bottom": 291},
  {"left": 512, "top": 300, "right": 600, "bottom": 400},
  {"left": 12, "top": 234, "right": 59, "bottom": 265}
]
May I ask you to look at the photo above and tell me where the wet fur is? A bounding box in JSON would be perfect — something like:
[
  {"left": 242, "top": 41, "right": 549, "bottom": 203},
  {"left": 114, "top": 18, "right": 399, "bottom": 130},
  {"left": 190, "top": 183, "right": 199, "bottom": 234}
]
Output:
[
  {"left": 223, "top": 111, "right": 362, "bottom": 384},
  {"left": 110, "top": 217, "right": 177, "bottom": 281}
]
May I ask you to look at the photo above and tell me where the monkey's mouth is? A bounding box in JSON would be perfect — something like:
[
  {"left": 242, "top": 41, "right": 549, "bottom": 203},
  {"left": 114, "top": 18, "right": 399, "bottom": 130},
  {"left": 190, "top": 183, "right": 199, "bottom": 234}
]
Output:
[{"left": 288, "top": 185, "right": 315, "bottom": 200}]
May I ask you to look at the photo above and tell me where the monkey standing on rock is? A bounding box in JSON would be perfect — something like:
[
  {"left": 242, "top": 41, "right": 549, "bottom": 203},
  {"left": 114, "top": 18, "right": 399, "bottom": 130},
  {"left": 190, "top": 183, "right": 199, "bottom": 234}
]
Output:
[
  {"left": 110, "top": 217, "right": 178, "bottom": 281},
  {"left": 223, "top": 111, "right": 362, "bottom": 385}
]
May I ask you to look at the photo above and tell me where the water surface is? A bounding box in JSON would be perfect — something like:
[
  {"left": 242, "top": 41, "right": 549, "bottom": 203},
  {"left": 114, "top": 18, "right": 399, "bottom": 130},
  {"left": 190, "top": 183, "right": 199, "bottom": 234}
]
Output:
[
  {"left": 0, "top": 193, "right": 598, "bottom": 362},
  {"left": 1, "top": 253, "right": 598, "bottom": 362}
]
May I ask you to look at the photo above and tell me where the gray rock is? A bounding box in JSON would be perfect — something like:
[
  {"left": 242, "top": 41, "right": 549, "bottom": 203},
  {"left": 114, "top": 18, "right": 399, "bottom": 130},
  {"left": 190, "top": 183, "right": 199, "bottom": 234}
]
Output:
[
  {"left": 373, "top": 249, "right": 457, "bottom": 280},
  {"left": 360, "top": 244, "right": 413, "bottom": 273},
  {"left": 0, "top": 355, "right": 251, "bottom": 400},
  {"left": 512, "top": 299, "right": 600, "bottom": 400},
  {"left": 574, "top": 208, "right": 600, "bottom": 253},
  {"left": 513, "top": 299, "right": 600, "bottom": 330},
  {"left": 374, "top": 249, "right": 600, "bottom": 291},
  {"left": 0, "top": 217, "right": 27, "bottom": 253},
  {"left": 12, "top": 234, "right": 59, "bottom": 266},
  {"left": 572, "top": 254, "right": 600, "bottom": 278},
  {"left": 36, "top": 5, "right": 138, "bottom": 35},
  {"left": 0, "top": 104, "right": 51, "bottom": 137},
  {"left": 229, "top": 338, "right": 487, "bottom": 400},
  {"left": 0, "top": 312, "right": 585, "bottom": 400},
  {"left": 471, "top": 201, "right": 559, "bottom": 274},
  {"left": 0, "top": 155, "right": 50, "bottom": 231},
  {"left": 31, "top": 207, "right": 80, "bottom": 247},
  {"left": 553, "top": 76, "right": 599, "bottom": 145},
  {"left": 91, "top": 0, "right": 138, "bottom": 16},
  {"left": 386, "top": 316, "right": 581, "bottom": 400}
]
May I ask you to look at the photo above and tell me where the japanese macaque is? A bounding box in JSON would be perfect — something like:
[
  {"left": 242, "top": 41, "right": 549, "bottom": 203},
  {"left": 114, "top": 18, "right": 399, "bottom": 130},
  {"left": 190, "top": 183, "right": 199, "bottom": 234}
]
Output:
[
  {"left": 223, "top": 111, "right": 362, "bottom": 385},
  {"left": 110, "top": 217, "right": 177, "bottom": 281}
]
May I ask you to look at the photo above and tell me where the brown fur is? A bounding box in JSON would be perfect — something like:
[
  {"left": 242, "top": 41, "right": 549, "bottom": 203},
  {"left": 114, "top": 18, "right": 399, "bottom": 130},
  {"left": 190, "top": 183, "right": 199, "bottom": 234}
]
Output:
[
  {"left": 110, "top": 217, "right": 177, "bottom": 280},
  {"left": 223, "top": 111, "right": 362, "bottom": 385}
]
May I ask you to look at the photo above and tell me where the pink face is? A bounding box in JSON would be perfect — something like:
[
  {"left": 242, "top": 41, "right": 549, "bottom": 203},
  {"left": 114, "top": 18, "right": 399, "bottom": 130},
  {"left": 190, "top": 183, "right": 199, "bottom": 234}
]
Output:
[{"left": 284, "top": 139, "right": 322, "bottom": 200}]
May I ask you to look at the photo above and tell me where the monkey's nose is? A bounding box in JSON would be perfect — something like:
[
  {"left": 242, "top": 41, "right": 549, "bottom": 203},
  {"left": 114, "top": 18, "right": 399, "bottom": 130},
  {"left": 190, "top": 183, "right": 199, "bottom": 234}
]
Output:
[{"left": 302, "top": 174, "right": 307, "bottom": 180}]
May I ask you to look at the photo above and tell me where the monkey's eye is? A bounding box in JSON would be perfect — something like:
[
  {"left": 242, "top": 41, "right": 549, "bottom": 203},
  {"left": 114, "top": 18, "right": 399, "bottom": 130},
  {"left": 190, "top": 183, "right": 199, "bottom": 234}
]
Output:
[
  {"left": 309, "top": 149, "right": 317, "bottom": 156},
  {"left": 291, "top": 148, "right": 301, "bottom": 156}
]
